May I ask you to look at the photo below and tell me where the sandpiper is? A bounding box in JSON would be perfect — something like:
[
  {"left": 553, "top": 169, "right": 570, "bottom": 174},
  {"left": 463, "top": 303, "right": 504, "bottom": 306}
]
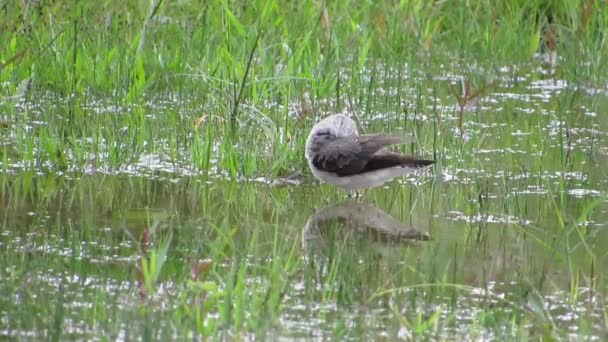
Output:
[{"left": 305, "top": 114, "right": 434, "bottom": 193}]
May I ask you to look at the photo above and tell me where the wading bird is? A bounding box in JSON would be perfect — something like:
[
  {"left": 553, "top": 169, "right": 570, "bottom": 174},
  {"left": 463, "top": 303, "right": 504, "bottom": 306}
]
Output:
[{"left": 305, "top": 114, "right": 434, "bottom": 194}]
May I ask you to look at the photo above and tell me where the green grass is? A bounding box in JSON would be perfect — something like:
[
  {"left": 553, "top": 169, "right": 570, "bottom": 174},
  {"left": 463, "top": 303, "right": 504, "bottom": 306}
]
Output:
[
  {"left": 1, "top": 0, "right": 607, "bottom": 176},
  {"left": 1, "top": 0, "right": 607, "bottom": 340}
]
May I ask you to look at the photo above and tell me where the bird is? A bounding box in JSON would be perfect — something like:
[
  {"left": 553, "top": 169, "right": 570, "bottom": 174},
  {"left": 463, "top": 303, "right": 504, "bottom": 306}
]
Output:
[{"left": 305, "top": 114, "right": 434, "bottom": 194}]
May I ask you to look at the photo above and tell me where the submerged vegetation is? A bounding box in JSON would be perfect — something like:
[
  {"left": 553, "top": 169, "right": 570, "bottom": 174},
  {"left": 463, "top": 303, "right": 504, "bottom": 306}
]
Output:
[{"left": 1, "top": 0, "right": 607, "bottom": 340}]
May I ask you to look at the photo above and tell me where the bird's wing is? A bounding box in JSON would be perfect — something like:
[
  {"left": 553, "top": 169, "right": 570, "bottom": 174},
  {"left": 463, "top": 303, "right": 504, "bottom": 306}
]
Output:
[
  {"left": 362, "top": 150, "right": 435, "bottom": 173},
  {"left": 312, "top": 134, "right": 404, "bottom": 176}
]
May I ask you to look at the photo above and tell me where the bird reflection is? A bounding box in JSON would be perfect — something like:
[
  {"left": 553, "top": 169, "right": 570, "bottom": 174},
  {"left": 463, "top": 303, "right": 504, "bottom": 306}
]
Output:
[{"left": 302, "top": 200, "right": 430, "bottom": 254}]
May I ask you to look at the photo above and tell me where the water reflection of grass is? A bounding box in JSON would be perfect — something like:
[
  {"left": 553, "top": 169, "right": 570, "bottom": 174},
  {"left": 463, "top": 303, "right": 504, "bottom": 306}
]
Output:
[
  {"left": 1, "top": 174, "right": 606, "bottom": 339},
  {"left": 1, "top": 0, "right": 607, "bottom": 340}
]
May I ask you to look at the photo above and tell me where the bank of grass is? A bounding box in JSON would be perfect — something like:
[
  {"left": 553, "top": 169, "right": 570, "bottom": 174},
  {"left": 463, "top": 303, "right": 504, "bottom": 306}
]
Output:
[{"left": 1, "top": 0, "right": 607, "bottom": 177}]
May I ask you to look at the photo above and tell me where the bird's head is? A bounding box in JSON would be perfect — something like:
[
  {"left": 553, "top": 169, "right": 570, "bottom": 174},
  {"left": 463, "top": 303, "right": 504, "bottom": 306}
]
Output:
[
  {"left": 305, "top": 114, "right": 358, "bottom": 161},
  {"left": 311, "top": 114, "right": 358, "bottom": 138}
]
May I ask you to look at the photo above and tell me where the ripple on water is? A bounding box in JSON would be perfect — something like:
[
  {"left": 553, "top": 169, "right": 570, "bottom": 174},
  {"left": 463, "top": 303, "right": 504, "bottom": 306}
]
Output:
[{"left": 445, "top": 210, "right": 533, "bottom": 226}]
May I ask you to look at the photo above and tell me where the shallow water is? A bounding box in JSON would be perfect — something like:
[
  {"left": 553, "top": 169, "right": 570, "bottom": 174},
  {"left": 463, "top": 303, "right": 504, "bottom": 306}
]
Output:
[{"left": 1, "top": 64, "right": 607, "bottom": 340}]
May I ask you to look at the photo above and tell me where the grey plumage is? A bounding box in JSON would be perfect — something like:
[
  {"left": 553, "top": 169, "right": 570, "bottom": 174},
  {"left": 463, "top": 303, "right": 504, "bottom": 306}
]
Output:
[{"left": 305, "top": 114, "right": 434, "bottom": 191}]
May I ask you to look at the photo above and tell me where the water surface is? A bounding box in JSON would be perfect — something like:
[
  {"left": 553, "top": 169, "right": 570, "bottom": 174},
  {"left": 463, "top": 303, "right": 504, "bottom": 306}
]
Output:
[{"left": 1, "top": 65, "right": 607, "bottom": 340}]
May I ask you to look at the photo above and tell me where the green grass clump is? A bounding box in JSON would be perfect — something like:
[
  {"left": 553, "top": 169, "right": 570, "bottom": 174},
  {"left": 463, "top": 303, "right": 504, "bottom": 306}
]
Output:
[{"left": 1, "top": 0, "right": 607, "bottom": 176}]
